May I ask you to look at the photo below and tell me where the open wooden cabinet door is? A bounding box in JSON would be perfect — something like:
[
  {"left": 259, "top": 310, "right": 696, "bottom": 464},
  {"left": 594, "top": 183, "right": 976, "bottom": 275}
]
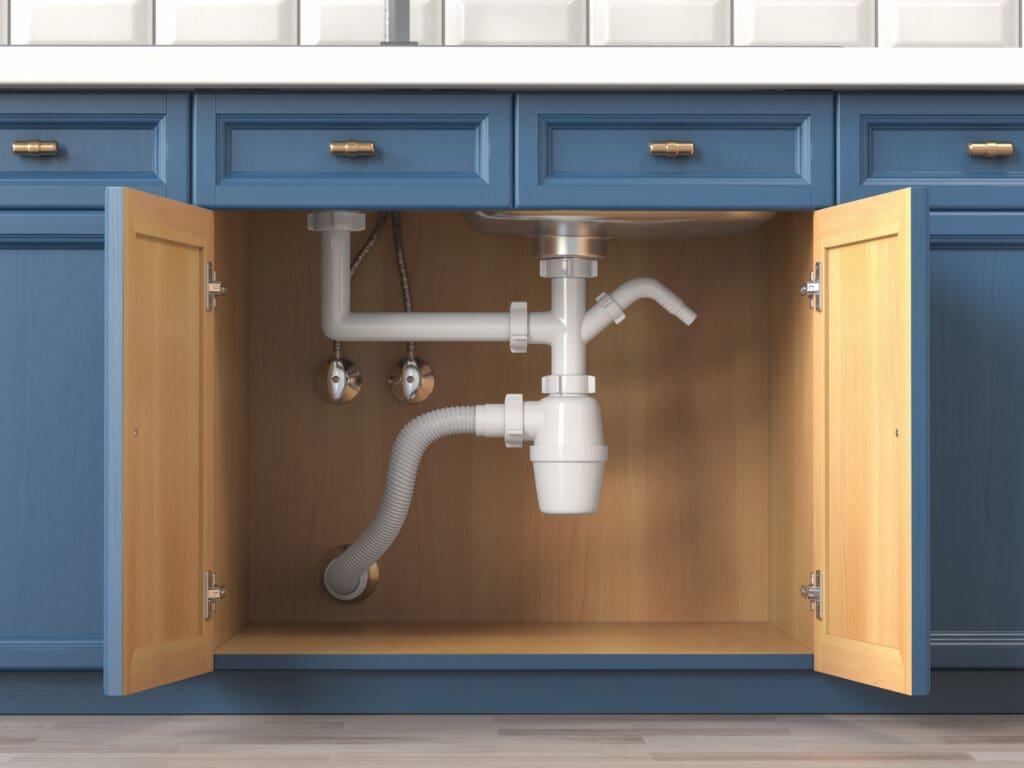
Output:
[
  {"left": 103, "top": 188, "right": 238, "bottom": 696},
  {"left": 810, "top": 188, "right": 930, "bottom": 695}
]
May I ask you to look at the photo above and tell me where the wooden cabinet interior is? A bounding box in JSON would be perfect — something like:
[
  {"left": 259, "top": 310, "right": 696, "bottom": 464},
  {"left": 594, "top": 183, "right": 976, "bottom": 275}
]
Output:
[{"left": 208, "top": 209, "right": 817, "bottom": 657}]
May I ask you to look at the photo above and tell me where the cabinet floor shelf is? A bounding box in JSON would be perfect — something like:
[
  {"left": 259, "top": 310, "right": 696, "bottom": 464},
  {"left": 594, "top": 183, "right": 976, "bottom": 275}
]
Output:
[{"left": 212, "top": 622, "right": 813, "bottom": 671}]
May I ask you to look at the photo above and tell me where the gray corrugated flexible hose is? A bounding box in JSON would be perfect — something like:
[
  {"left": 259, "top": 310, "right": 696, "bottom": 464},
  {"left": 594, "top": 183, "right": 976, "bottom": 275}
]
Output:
[{"left": 323, "top": 406, "right": 478, "bottom": 600}]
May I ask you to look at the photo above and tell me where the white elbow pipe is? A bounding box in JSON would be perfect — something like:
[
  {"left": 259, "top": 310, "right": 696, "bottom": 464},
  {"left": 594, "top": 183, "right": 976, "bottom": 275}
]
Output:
[
  {"left": 580, "top": 277, "right": 697, "bottom": 343},
  {"left": 315, "top": 211, "right": 558, "bottom": 345}
]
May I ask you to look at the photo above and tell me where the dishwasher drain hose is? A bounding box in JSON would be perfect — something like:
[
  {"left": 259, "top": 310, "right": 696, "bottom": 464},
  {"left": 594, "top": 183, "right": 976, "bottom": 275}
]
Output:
[{"left": 323, "top": 405, "right": 478, "bottom": 600}]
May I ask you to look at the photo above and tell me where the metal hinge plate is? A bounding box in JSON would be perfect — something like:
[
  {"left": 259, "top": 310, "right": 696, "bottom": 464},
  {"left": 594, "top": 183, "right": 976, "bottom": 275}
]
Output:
[
  {"left": 205, "top": 569, "right": 226, "bottom": 620},
  {"left": 206, "top": 262, "right": 228, "bottom": 312},
  {"left": 800, "top": 262, "right": 823, "bottom": 312},
  {"left": 800, "top": 569, "right": 823, "bottom": 621}
]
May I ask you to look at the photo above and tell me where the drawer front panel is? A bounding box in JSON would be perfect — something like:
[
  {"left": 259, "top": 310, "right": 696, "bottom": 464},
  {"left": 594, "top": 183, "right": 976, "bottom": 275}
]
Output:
[
  {"left": 0, "top": 93, "right": 190, "bottom": 209},
  {"left": 838, "top": 93, "right": 1024, "bottom": 208},
  {"left": 193, "top": 92, "right": 514, "bottom": 209},
  {"left": 516, "top": 93, "right": 834, "bottom": 209}
]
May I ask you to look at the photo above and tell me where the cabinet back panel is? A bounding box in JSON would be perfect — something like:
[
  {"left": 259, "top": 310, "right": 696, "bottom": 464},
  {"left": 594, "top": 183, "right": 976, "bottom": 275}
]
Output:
[{"left": 245, "top": 211, "right": 769, "bottom": 624}]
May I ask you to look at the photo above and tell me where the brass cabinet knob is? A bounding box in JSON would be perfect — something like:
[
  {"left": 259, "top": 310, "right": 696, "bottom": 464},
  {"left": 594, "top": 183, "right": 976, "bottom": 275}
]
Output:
[
  {"left": 11, "top": 140, "right": 59, "bottom": 157},
  {"left": 330, "top": 141, "right": 376, "bottom": 158},
  {"left": 649, "top": 141, "right": 695, "bottom": 158},
  {"left": 968, "top": 141, "right": 1014, "bottom": 158}
]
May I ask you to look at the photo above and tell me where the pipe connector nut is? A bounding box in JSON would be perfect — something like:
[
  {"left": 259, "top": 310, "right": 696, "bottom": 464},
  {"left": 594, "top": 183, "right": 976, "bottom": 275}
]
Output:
[{"left": 542, "top": 374, "right": 597, "bottom": 395}]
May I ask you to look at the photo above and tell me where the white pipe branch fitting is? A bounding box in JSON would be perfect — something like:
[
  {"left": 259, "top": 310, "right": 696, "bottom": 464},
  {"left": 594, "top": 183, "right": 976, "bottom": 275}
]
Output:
[{"left": 581, "top": 277, "right": 698, "bottom": 343}]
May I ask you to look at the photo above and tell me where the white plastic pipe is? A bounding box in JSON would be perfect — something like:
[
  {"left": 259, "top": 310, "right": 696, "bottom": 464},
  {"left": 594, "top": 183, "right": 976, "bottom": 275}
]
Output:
[
  {"left": 580, "top": 277, "right": 698, "bottom": 343},
  {"left": 317, "top": 216, "right": 558, "bottom": 345},
  {"left": 324, "top": 400, "right": 546, "bottom": 601}
]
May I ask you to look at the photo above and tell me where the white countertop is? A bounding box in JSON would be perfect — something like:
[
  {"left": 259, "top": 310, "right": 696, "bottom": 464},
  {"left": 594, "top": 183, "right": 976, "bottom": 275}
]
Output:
[{"left": 0, "top": 46, "right": 1023, "bottom": 88}]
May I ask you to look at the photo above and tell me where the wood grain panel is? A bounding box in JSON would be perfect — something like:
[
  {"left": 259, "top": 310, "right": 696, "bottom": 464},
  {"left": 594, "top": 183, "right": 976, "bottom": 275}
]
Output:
[
  {"left": 211, "top": 212, "right": 251, "bottom": 647},
  {"left": 766, "top": 213, "right": 815, "bottom": 649},
  {"left": 119, "top": 189, "right": 214, "bottom": 694},
  {"left": 812, "top": 189, "right": 916, "bottom": 694},
  {"left": 246, "top": 211, "right": 771, "bottom": 625},
  {"left": 217, "top": 622, "right": 809, "bottom": 655}
]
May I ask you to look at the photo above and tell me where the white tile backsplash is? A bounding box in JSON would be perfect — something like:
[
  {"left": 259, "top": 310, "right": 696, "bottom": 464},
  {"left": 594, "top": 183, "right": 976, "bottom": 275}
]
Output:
[
  {"left": 301, "top": 0, "right": 441, "bottom": 45},
  {"left": 445, "top": 0, "right": 587, "bottom": 45},
  {"left": 734, "top": 0, "right": 875, "bottom": 45},
  {"left": 156, "top": 0, "right": 296, "bottom": 44},
  {"left": 10, "top": 0, "right": 153, "bottom": 44},
  {"left": 879, "top": 0, "right": 1020, "bottom": 45},
  {"left": 1, "top": 0, "right": 1022, "bottom": 48},
  {"left": 590, "top": 0, "right": 730, "bottom": 45}
]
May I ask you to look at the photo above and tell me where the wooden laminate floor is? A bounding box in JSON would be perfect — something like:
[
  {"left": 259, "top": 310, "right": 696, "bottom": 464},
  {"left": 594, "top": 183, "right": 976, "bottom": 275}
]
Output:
[{"left": 1, "top": 715, "right": 1023, "bottom": 766}]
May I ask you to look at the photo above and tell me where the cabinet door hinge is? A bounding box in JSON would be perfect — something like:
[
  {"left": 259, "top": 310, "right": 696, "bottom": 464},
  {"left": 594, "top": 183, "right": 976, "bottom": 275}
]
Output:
[
  {"left": 206, "top": 262, "right": 228, "bottom": 312},
  {"left": 799, "top": 262, "right": 822, "bottom": 312},
  {"left": 800, "top": 569, "right": 823, "bottom": 621},
  {"left": 205, "top": 569, "right": 226, "bottom": 620}
]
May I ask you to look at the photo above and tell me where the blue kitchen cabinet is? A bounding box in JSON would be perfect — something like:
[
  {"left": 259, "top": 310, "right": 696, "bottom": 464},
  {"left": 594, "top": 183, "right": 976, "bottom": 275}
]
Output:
[
  {"left": 1, "top": 88, "right": 1019, "bottom": 712},
  {"left": 839, "top": 93, "right": 1024, "bottom": 669},
  {"left": 0, "top": 212, "right": 106, "bottom": 670},
  {"left": 928, "top": 212, "right": 1024, "bottom": 669},
  {"left": 515, "top": 92, "right": 834, "bottom": 210},
  {"left": 0, "top": 93, "right": 190, "bottom": 210},
  {"left": 837, "top": 93, "right": 1024, "bottom": 210},
  {"left": 192, "top": 92, "right": 514, "bottom": 209}
]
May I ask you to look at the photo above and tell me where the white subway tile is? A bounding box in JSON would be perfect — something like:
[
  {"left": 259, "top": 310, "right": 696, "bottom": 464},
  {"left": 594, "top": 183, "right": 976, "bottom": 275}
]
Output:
[
  {"left": 156, "top": 0, "right": 296, "bottom": 44},
  {"left": 590, "top": 0, "right": 730, "bottom": 45},
  {"left": 10, "top": 0, "right": 153, "bottom": 45},
  {"left": 301, "top": 0, "right": 441, "bottom": 45},
  {"left": 445, "top": 0, "right": 586, "bottom": 45},
  {"left": 734, "top": 0, "right": 875, "bottom": 45},
  {"left": 1, "top": 0, "right": 7, "bottom": 44},
  {"left": 879, "top": 0, "right": 1020, "bottom": 45}
]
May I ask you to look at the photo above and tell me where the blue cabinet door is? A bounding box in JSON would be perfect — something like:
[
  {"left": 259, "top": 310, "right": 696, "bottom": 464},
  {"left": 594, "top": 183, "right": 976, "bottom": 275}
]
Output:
[
  {"left": 516, "top": 92, "right": 834, "bottom": 210},
  {"left": 929, "top": 212, "right": 1024, "bottom": 669},
  {"left": 0, "top": 212, "right": 105, "bottom": 669}
]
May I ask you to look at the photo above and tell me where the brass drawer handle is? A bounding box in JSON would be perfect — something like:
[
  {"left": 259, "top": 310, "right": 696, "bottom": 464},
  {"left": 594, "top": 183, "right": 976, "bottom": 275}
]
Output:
[
  {"left": 12, "top": 140, "right": 59, "bottom": 157},
  {"left": 330, "top": 141, "right": 376, "bottom": 158},
  {"left": 968, "top": 141, "right": 1014, "bottom": 158},
  {"left": 649, "top": 141, "right": 694, "bottom": 158}
]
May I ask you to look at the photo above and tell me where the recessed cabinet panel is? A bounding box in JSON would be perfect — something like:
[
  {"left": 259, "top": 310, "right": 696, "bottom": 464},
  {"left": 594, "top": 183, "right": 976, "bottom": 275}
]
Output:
[
  {"left": 838, "top": 93, "right": 1024, "bottom": 209},
  {"left": 0, "top": 213, "right": 105, "bottom": 670},
  {"left": 811, "top": 188, "right": 930, "bottom": 695},
  {"left": 0, "top": 93, "right": 189, "bottom": 209},
  {"left": 515, "top": 93, "right": 834, "bottom": 210},
  {"left": 929, "top": 212, "right": 1024, "bottom": 669},
  {"left": 193, "top": 92, "right": 514, "bottom": 209}
]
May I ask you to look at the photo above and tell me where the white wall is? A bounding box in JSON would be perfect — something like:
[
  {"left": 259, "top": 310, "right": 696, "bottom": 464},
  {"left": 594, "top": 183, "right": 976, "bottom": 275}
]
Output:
[{"left": 3, "top": 0, "right": 1022, "bottom": 46}]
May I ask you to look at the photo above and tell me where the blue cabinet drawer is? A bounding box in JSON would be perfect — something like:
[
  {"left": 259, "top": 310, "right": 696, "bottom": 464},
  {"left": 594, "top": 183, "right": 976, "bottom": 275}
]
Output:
[
  {"left": 193, "top": 92, "right": 514, "bottom": 209},
  {"left": 838, "top": 93, "right": 1024, "bottom": 209},
  {"left": 0, "top": 93, "right": 190, "bottom": 209},
  {"left": 515, "top": 93, "right": 834, "bottom": 210}
]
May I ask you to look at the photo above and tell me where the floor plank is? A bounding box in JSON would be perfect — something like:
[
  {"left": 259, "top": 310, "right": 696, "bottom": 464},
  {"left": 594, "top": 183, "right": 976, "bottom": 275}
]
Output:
[{"left": 0, "top": 715, "right": 1021, "bottom": 766}]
